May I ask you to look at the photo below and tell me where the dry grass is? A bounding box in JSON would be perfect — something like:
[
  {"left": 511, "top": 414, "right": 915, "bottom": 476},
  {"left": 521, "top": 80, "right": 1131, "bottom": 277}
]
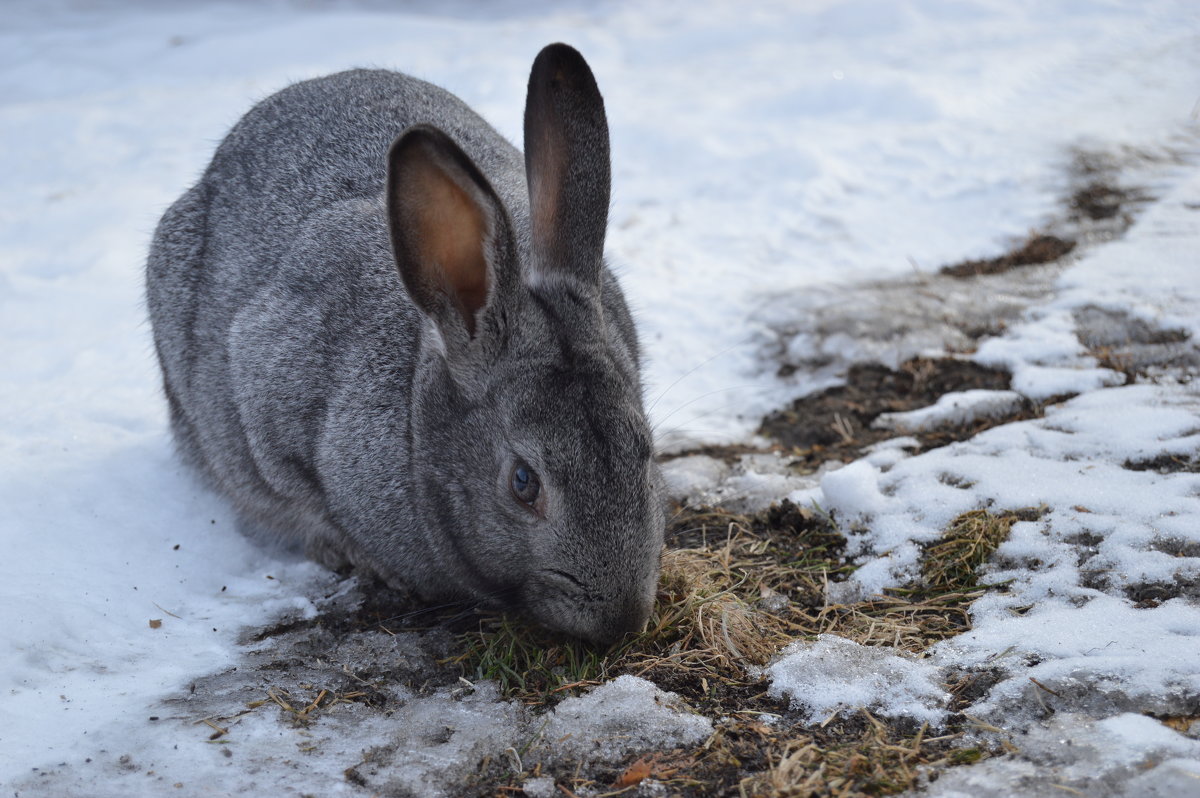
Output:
[
  {"left": 451, "top": 509, "right": 810, "bottom": 703},
  {"left": 641, "top": 544, "right": 795, "bottom": 669},
  {"left": 919, "top": 507, "right": 1044, "bottom": 594},
  {"left": 803, "top": 592, "right": 978, "bottom": 653},
  {"left": 741, "top": 712, "right": 982, "bottom": 797},
  {"left": 452, "top": 503, "right": 1027, "bottom": 796}
]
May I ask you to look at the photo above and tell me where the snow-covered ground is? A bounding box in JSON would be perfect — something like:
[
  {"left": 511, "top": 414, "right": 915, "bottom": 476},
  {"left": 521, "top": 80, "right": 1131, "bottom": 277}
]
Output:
[{"left": 2, "top": 0, "right": 1199, "bottom": 795}]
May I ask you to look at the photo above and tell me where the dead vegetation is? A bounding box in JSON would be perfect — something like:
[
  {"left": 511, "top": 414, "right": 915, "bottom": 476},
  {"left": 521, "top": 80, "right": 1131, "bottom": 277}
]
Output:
[
  {"left": 739, "top": 715, "right": 983, "bottom": 798},
  {"left": 1123, "top": 454, "right": 1200, "bottom": 474},
  {"left": 1066, "top": 148, "right": 1159, "bottom": 226},
  {"left": 918, "top": 507, "right": 1045, "bottom": 595},
  {"left": 449, "top": 503, "right": 836, "bottom": 706},
  {"left": 447, "top": 502, "right": 1033, "bottom": 796}
]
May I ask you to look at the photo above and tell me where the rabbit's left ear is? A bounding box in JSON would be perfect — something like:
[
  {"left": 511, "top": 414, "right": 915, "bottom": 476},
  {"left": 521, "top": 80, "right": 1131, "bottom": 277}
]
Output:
[
  {"left": 523, "top": 43, "right": 610, "bottom": 288},
  {"left": 387, "top": 125, "right": 506, "bottom": 339}
]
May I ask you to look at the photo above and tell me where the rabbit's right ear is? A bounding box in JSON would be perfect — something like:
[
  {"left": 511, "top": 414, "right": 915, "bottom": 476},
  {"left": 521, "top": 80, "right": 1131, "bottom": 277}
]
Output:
[{"left": 387, "top": 125, "right": 508, "bottom": 340}]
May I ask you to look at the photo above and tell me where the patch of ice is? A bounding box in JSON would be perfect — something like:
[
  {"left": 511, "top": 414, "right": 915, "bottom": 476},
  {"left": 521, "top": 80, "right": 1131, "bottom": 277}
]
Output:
[
  {"left": 920, "top": 712, "right": 1200, "bottom": 798},
  {"left": 521, "top": 776, "right": 559, "bottom": 798},
  {"left": 537, "top": 675, "right": 713, "bottom": 767},
  {"left": 359, "top": 682, "right": 528, "bottom": 797},
  {"left": 934, "top": 595, "right": 1200, "bottom": 722},
  {"left": 766, "top": 635, "right": 948, "bottom": 725}
]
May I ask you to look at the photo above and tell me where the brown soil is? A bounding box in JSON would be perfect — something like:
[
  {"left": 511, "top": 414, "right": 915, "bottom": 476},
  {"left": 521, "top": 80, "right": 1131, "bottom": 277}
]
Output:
[
  {"left": 940, "top": 234, "right": 1076, "bottom": 278},
  {"left": 1071, "top": 182, "right": 1134, "bottom": 220},
  {"left": 1123, "top": 454, "right": 1200, "bottom": 474},
  {"left": 758, "top": 357, "right": 1042, "bottom": 468}
]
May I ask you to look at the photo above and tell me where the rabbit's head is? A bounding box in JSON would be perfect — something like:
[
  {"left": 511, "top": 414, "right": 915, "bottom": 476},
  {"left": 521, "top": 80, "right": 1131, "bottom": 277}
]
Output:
[{"left": 385, "top": 44, "right": 663, "bottom": 644}]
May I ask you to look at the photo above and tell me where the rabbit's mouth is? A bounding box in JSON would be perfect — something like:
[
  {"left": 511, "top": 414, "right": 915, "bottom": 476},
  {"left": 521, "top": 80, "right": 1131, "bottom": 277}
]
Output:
[{"left": 523, "top": 569, "right": 652, "bottom": 646}]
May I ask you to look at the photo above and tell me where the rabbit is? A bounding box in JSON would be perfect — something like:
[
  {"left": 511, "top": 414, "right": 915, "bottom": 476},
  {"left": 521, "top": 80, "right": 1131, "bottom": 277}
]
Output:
[{"left": 145, "top": 44, "right": 664, "bottom": 645}]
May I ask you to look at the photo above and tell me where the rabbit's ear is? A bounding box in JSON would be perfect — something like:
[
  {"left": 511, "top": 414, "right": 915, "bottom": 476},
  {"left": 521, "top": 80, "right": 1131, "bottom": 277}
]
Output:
[
  {"left": 523, "top": 43, "right": 610, "bottom": 288},
  {"left": 387, "top": 125, "right": 504, "bottom": 339}
]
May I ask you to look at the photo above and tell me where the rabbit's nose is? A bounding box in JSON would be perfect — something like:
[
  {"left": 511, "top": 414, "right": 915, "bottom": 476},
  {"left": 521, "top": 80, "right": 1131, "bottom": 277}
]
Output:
[{"left": 588, "top": 593, "right": 653, "bottom": 646}]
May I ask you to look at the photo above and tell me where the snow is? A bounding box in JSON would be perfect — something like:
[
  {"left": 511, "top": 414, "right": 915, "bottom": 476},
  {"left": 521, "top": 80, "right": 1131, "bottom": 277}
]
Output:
[
  {"left": 661, "top": 451, "right": 822, "bottom": 513},
  {"left": 766, "top": 635, "right": 949, "bottom": 725},
  {"left": 820, "top": 380, "right": 1200, "bottom": 598},
  {"left": 820, "top": 459, "right": 892, "bottom": 519},
  {"left": 872, "top": 390, "right": 1026, "bottom": 433},
  {"left": 3, "top": 0, "right": 1200, "bottom": 794}
]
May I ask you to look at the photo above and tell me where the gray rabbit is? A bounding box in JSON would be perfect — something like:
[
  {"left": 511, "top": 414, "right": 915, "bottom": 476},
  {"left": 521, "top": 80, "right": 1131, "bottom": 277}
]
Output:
[{"left": 146, "top": 44, "right": 664, "bottom": 644}]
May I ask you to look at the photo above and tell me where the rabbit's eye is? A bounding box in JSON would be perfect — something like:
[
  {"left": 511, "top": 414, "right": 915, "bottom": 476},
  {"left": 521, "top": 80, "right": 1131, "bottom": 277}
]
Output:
[{"left": 510, "top": 462, "right": 541, "bottom": 507}]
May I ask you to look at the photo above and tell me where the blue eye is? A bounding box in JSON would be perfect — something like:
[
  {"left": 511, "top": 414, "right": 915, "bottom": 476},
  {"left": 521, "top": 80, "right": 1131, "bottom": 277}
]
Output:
[{"left": 510, "top": 462, "right": 541, "bottom": 507}]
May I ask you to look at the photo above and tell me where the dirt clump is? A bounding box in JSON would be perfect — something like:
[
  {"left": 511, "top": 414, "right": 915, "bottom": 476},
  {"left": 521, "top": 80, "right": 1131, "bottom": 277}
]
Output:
[
  {"left": 940, "top": 234, "right": 1076, "bottom": 278},
  {"left": 759, "top": 357, "right": 1037, "bottom": 468},
  {"left": 1123, "top": 454, "right": 1200, "bottom": 474}
]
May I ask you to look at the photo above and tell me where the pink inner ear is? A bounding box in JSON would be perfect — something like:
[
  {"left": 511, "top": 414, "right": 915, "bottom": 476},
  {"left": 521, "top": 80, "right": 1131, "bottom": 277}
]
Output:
[
  {"left": 529, "top": 122, "right": 563, "bottom": 263},
  {"left": 410, "top": 158, "right": 490, "bottom": 333}
]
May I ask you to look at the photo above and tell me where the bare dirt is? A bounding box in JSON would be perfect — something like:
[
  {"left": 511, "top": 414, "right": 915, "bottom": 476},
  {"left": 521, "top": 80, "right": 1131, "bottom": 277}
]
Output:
[
  {"left": 759, "top": 357, "right": 1044, "bottom": 468},
  {"left": 940, "top": 234, "right": 1076, "bottom": 278}
]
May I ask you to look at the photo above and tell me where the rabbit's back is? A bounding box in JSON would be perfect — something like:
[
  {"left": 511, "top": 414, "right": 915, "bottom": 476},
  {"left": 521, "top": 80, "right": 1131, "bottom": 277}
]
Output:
[
  {"left": 206, "top": 70, "right": 527, "bottom": 253},
  {"left": 176, "top": 69, "right": 526, "bottom": 299},
  {"left": 147, "top": 70, "right": 526, "bottom": 546}
]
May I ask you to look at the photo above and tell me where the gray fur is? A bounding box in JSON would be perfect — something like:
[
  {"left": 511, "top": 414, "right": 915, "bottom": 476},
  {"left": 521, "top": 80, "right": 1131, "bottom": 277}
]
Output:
[{"left": 146, "top": 44, "right": 664, "bottom": 644}]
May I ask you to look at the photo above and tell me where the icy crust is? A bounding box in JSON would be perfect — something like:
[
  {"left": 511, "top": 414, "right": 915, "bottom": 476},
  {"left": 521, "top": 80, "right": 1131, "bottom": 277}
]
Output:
[
  {"left": 10, "top": 672, "right": 710, "bottom": 798},
  {"left": 766, "top": 635, "right": 949, "bottom": 725},
  {"left": 934, "top": 596, "right": 1200, "bottom": 721},
  {"left": 362, "top": 683, "right": 528, "bottom": 797},
  {"left": 537, "top": 674, "right": 713, "bottom": 767},
  {"left": 346, "top": 676, "right": 710, "bottom": 795},
  {"left": 301, "top": 676, "right": 709, "bottom": 796},
  {"left": 917, "top": 713, "right": 1200, "bottom": 798}
]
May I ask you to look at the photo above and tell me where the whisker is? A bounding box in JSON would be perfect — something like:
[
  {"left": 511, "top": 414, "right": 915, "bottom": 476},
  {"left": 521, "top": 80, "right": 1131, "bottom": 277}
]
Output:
[
  {"left": 666, "top": 505, "right": 690, "bottom": 525},
  {"left": 373, "top": 584, "right": 521, "bottom": 629},
  {"left": 647, "top": 342, "right": 746, "bottom": 413},
  {"left": 650, "top": 382, "right": 774, "bottom": 435}
]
